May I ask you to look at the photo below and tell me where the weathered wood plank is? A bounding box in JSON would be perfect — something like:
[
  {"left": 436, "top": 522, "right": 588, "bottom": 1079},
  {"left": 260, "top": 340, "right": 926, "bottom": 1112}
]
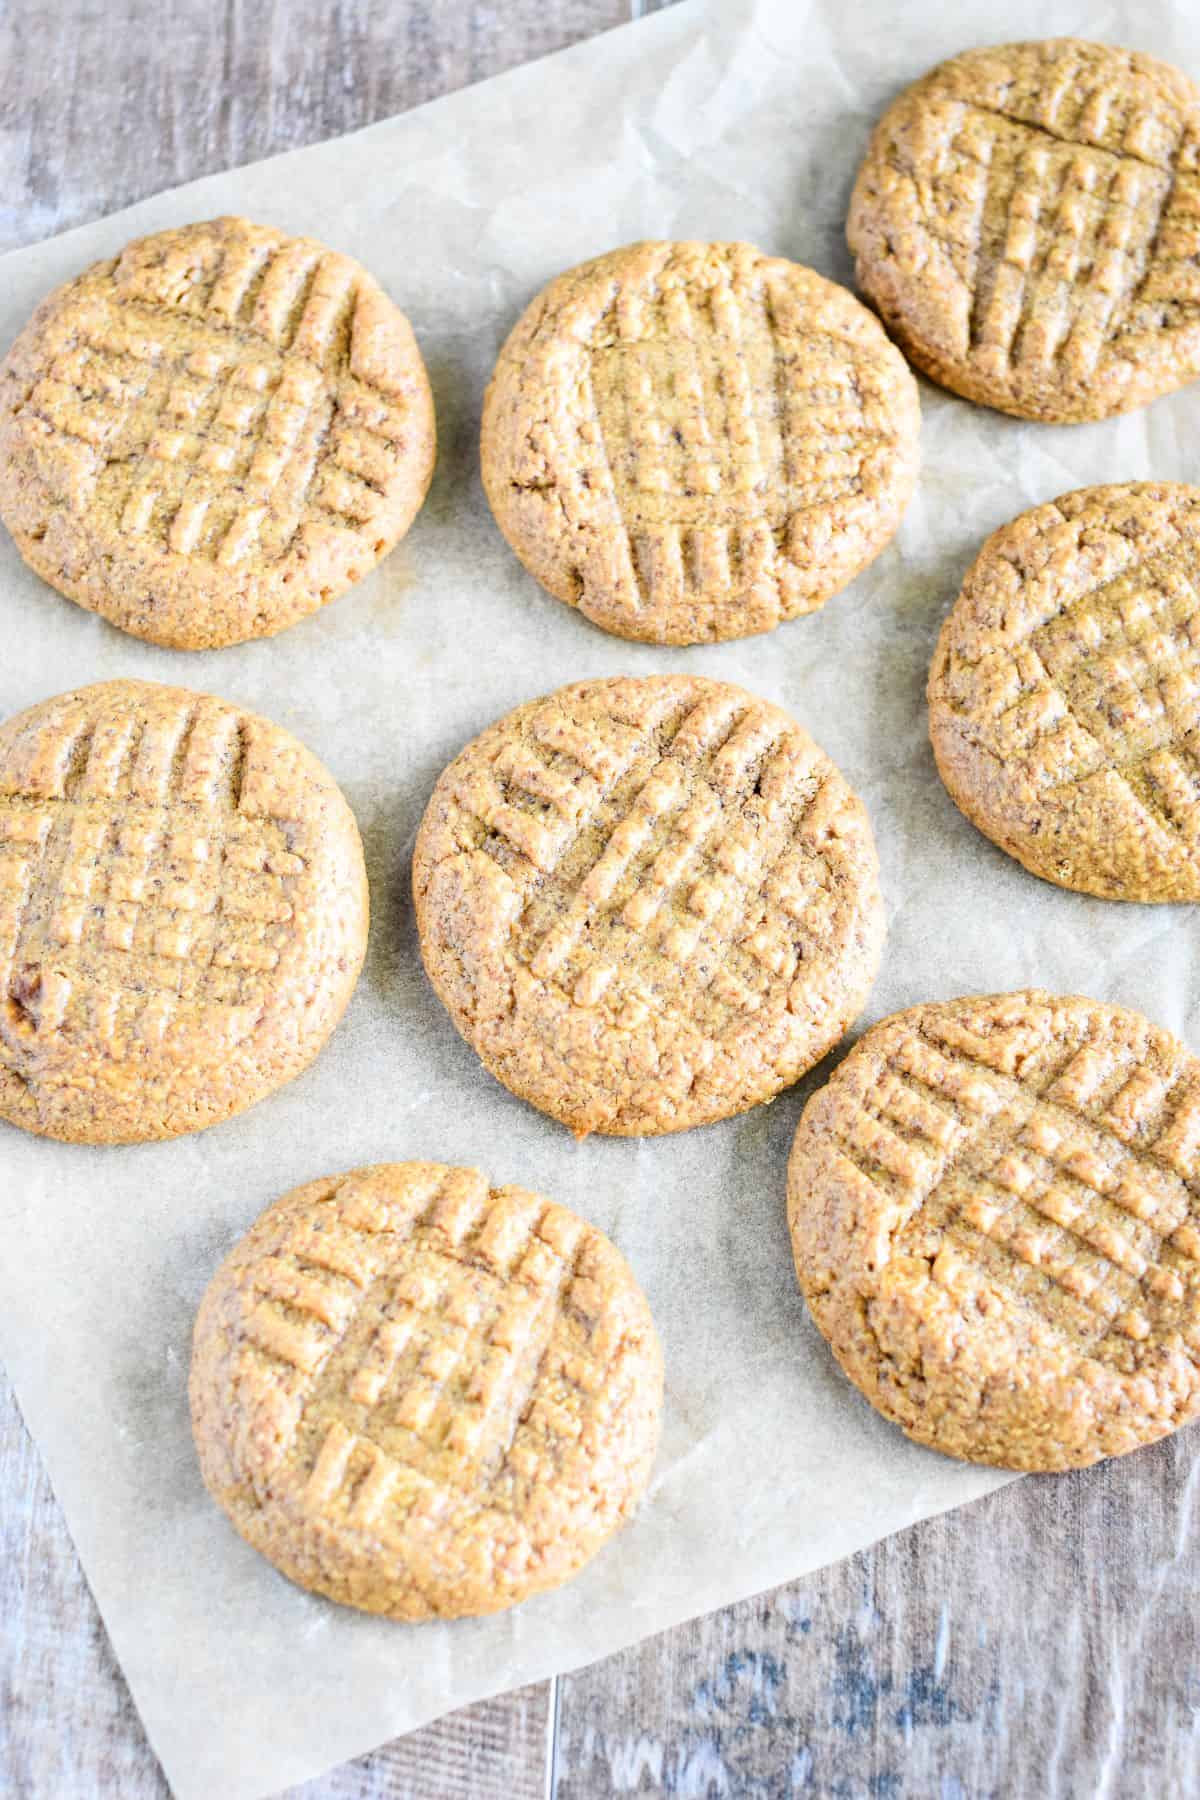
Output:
[
  {"left": 0, "top": 1370, "right": 169, "bottom": 1799},
  {"left": 0, "top": 1369, "right": 553, "bottom": 1799},
  {"left": 0, "top": 0, "right": 633, "bottom": 254},
  {"left": 11, "top": 2, "right": 1200, "bottom": 1799},
  {"left": 0, "top": 4, "right": 631, "bottom": 1796},
  {"left": 553, "top": 1427, "right": 1200, "bottom": 1797},
  {"left": 289, "top": 1683, "right": 551, "bottom": 1800}
]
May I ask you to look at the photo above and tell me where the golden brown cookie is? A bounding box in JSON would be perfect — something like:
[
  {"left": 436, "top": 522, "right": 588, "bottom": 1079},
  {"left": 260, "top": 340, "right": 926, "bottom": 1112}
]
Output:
[
  {"left": 0, "top": 679, "right": 367, "bottom": 1143},
  {"left": 190, "top": 1161, "right": 662, "bottom": 1619},
  {"left": 413, "top": 675, "right": 885, "bottom": 1136},
  {"left": 849, "top": 39, "right": 1200, "bottom": 423},
  {"left": 928, "top": 481, "right": 1200, "bottom": 901},
  {"left": 788, "top": 991, "right": 1200, "bottom": 1471},
  {"left": 0, "top": 216, "right": 435, "bottom": 648},
  {"left": 481, "top": 241, "right": 919, "bottom": 644}
]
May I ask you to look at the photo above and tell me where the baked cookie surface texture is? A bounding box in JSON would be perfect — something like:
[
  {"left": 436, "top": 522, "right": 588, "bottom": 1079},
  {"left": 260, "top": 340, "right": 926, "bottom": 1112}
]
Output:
[
  {"left": 929, "top": 482, "right": 1200, "bottom": 901},
  {"left": 0, "top": 679, "right": 368, "bottom": 1143},
  {"left": 0, "top": 216, "right": 436, "bottom": 648},
  {"left": 788, "top": 992, "right": 1200, "bottom": 1471},
  {"left": 482, "top": 241, "right": 919, "bottom": 643},
  {"left": 849, "top": 39, "right": 1200, "bottom": 422},
  {"left": 190, "top": 1161, "right": 663, "bottom": 1619},
  {"left": 414, "top": 675, "right": 885, "bottom": 1137}
]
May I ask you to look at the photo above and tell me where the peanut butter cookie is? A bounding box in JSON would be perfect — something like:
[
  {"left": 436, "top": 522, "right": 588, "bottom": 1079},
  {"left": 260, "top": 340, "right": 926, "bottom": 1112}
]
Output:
[
  {"left": 190, "top": 1161, "right": 663, "bottom": 1619},
  {"left": 929, "top": 482, "right": 1200, "bottom": 901},
  {"left": 849, "top": 39, "right": 1200, "bottom": 422},
  {"left": 789, "top": 992, "right": 1200, "bottom": 1471},
  {"left": 481, "top": 241, "right": 919, "bottom": 643},
  {"left": 413, "top": 675, "right": 885, "bottom": 1136},
  {"left": 0, "top": 679, "right": 367, "bottom": 1143},
  {"left": 0, "top": 216, "right": 435, "bottom": 648}
]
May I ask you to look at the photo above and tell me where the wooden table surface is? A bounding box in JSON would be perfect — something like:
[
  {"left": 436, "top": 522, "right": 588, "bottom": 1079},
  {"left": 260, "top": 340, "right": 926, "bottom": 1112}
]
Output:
[{"left": 3, "top": 3, "right": 1200, "bottom": 1796}]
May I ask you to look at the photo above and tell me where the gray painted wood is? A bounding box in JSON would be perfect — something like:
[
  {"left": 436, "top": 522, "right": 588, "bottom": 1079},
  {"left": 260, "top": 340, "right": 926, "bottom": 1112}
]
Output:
[
  {"left": 5, "top": 3, "right": 1200, "bottom": 1799},
  {"left": 0, "top": 1370, "right": 552, "bottom": 1799},
  {"left": 0, "top": 6, "right": 626, "bottom": 1795},
  {"left": 555, "top": 1428, "right": 1200, "bottom": 1797},
  {"left": 0, "top": 0, "right": 634, "bottom": 254}
]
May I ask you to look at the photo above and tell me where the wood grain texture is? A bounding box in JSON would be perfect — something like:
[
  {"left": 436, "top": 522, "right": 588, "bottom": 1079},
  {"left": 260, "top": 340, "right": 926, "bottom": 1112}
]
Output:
[
  {"left": 0, "top": 1371, "right": 168, "bottom": 1800},
  {"left": 0, "top": 9, "right": 627, "bottom": 1798},
  {"left": 554, "top": 1430, "right": 1200, "bottom": 1797},
  {"left": 0, "top": 1370, "right": 552, "bottom": 1800},
  {"left": 6, "top": 2, "right": 1200, "bottom": 1799},
  {"left": 0, "top": 0, "right": 633, "bottom": 252}
]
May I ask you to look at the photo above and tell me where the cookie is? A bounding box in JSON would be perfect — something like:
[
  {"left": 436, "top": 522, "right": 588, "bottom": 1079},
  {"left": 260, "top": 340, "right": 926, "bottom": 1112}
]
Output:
[
  {"left": 413, "top": 675, "right": 884, "bottom": 1136},
  {"left": 788, "top": 991, "right": 1200, "bottom": 1471},
  {"left": 928, "top": 482, "right": 1200, "bottom": 901},
  {"left": 481, "top": 241, "right": 919, "bottom": 644},
  {"left": 0, "top": 216, "right": 435, "bottom": 649},
  {"left": 0, "top": 679, "right": 367, "bottom": 1143},
  {"left": 190, "top": 1161, "right": 662, "bottom": 1619},
  {"left": 848, "top": 39, "right": 1200, "bottom": 423}
]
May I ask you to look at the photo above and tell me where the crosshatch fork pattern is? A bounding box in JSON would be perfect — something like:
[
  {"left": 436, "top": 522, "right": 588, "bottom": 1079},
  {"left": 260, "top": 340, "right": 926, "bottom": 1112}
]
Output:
[
  {"left": 853, "top": 39, "right": 1200, "bottom": 414},
  {"left": 931, "top": 488, "right": 1200, "bottom": 888},
  {"left": 965, "top": 543, "right": 1200, "bottom": 795},
  {"left": 12, "top": 9, "right": 1200, "bottom": 1800},
  {"left": 443, "top": 682, "right": 861, "bottom": 1039},
  {"left": 823, "top": 1003, "right": 1200, "bottom": 1364},
  {"left": 229, "top": 1168, "right": 629, "bottom": 1529},
  {"left": 940, "top": 107, "right": 1183, "bottom": 377},
  {"left": 485, "top": 241, "right": 919, "bottom": 643},
  {"left": 0, "top": 693, "right": 309, "bottom": 1046},
  {"left": 15, "top": 221, "right": 409, "bottom": 566},
  {"left": 572, "top": 254, "right": 910, "bottom": 621},
  {"left": 588, "top": 274, "right": 891, "bottom": 526}
]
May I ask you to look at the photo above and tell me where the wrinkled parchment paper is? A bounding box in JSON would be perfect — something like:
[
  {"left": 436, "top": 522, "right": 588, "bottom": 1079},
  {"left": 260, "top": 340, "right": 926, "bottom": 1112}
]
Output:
[{"left": 3, "top": 0, "right": 1200, "bottom": 1792}]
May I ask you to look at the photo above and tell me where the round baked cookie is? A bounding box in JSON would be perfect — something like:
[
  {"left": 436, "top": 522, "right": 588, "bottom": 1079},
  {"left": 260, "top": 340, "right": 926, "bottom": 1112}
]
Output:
[
  {"left": 929, "top": 482, "right": 1200, "bottom": 901},
  {"left": 481, "top": 241, "right": 919, "bottom": 644},
  {"left": 413, "top": 675, "right": 885, "bottom": 1136},
  {"left": 0, "top": 679, "right": 367, "bottom": 1143},
  {"left": 0, "top": 216, "right": 436, "bottom": 648},
  {"left": 848, "top": 39, "right": 1200, "bottom": 423},
  {"left": 190, "top": 1161, "right": 662, "bottom": 1619},
  {"left": 788, "top": 991, "right": 1200, "bottom": 1471}
]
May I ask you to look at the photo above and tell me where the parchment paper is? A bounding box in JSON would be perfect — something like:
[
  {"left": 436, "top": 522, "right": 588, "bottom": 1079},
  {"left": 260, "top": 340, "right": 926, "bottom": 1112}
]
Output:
[{"left": 3, "top": 1, "right": 1200, "bottom": 1793}]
